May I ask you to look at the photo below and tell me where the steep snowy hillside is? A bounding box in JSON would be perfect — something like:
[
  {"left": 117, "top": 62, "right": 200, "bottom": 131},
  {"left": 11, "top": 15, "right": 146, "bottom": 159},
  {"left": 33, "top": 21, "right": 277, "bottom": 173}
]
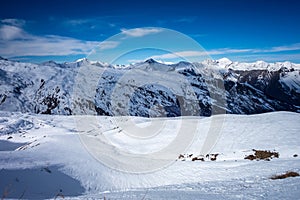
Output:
[
  {"left": 0, "top": 111, "right": 299, "bottom": 199},
  {"left": 0, "top": 57, "right": 299, "bottom": 116}
]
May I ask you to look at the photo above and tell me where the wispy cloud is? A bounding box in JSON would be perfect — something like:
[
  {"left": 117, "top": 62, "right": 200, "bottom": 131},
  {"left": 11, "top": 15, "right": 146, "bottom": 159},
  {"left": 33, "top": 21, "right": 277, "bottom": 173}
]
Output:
[
  {"left": 65, "top": 19, "right": 92, "bottom": 26},
  {"left": 127, "top": 59, "right": 144, "bottom": 63},
  {"left": 151, "top": 51, "right": 206, "bottom": 59},
  {"left": 255, "top": 43, "right": 300, "bottom": 53},
  {"left": 208, "top": 48, "right": 252, "bottom": 55},
  {"left": 212, "top": 43, "right": 300, "bottom": 55},
  {"left": 156, "top": 16, "right": 197, "bottom": 26},
  {"left": 1, "top": 18, "right": 26, "bottom": 27},
  {"left": 189, "top": 33, "right": 207, "bottom": 38},
  {"left": 0, "top": 23, "right": 100, "bottom": 57},
  {"left": 120, "top": 28, "right": 163, "bottom": 37},
  {"left": 150, "top": 44, "right": 300, "bottom": 61},
  {"left": 0, "top": 25, "right": 28, "bottom": 40},
  {"left": 151, "top": 48, "right": 252, "bottom": 60},
  {"left": 98, "top": 41, "right": 119, "bottom": 50},
  {"left": 174, "top": 17, "right": 197, "bottom": 23},
  {"left": 226, "top": 53, "right": 300, "bottom": 63},
  {"left": 63, "top": 17, "right": 120, "bottom": 29},
  {"left": 0, "top": 35, "right": 100, "bottom": 57}
]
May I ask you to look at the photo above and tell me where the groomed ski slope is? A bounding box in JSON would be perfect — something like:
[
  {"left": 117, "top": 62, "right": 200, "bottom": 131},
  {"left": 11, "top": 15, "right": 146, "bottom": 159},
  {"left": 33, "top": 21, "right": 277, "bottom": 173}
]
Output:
[{"left": 0, "top": 111, "right": 299, "bottom": 199}]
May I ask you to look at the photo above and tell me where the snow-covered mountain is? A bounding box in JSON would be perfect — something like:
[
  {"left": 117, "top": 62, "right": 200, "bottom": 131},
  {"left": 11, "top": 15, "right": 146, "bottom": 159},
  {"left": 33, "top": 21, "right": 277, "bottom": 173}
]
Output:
[{"left": 0, "top": 57, "right": 299, "bottom": 116}]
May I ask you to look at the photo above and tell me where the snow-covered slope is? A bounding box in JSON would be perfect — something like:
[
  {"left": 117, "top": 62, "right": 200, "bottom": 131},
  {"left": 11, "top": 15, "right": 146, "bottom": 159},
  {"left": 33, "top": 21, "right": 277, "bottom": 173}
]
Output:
[
  {"left": 0, "top": 111, "right": 299, "bottom": 199},
  {"left": 0, "top": 57, "right": 299, "bottom": 116}
]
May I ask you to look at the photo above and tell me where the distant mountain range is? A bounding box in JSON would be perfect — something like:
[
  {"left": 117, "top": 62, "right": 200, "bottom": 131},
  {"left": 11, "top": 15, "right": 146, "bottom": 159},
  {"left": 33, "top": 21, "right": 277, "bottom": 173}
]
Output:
[{"left": 0, "top": 57, "right": 299, "bottom": 117}]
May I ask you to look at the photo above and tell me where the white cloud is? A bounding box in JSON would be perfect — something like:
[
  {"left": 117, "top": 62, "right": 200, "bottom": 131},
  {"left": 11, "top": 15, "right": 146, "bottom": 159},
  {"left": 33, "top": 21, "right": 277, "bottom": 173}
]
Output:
[
  {"left": 150, "top": 44, "right": 300, "bottom": 61},
  {"left": 0, "top": 25, "right": 28, "bottom": 40},
  {"left": 151, "top": 49, "right": 253, "bottom": 60},
  {"left": 174, "top": 17, "right": 197, "bottom": 23},
  {"left": 1, "top": 18, "right": 26, "bottom": 27},
  {"left": 63, "top": 18, "right": 118, "bottom": 30},
  {"left": 151, "top": 51, "right": 206, "bottom": 60},
  {"left": 256, "top": 43, "right": 300, "bottom": 53},
  {"left": 227, "top": 53, "right": 300, "bottom": 63},
  {"left": 98, "top": 41, "right": 119, "bottom": 50},
  {"left": 189, "top": 33, "right": 207, "bottom": 38},
  {"left": 0, "top": 25, "right": 101, "bottom": 57},
  {"left": 109, "top": 23, "right": 116, "bottom": 27},
  {"left": 208, "top": 48, "right": 253, "bottom": 55},
  {"left": 120, "top": 28, "right": 162, "bottom": 37},
  {"left": 206, "top": 44, "right": 300, "bottom": 56},
  {"left": 65, "top": 19, "right": 92, "bottom": 26},
  {"left": 127, "top": 59, "right": 144, "bottom": 63}
]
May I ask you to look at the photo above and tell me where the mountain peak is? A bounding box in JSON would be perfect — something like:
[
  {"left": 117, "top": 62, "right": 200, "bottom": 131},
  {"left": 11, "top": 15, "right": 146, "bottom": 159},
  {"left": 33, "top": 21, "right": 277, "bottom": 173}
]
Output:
[
  {"left": 76, "top": 58, "right": 89, "bottom": 63},
  {"left": 41, "top": 60, "right": 58, "bottom": 66},
  {"left": 0, "top": 56, "right": 8, "bottom": 61},
  {"left": 145, "top": 58, "right": 158, "bottom": 64},
  {"left": 217, "top": 58, "right": 233, "bottom": 65}
]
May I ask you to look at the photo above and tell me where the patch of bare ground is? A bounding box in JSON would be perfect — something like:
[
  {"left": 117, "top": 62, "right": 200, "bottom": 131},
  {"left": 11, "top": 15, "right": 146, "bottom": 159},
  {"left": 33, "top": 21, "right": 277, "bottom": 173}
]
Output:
[
  {"left": 177, "top": 153, "right": 219, "bottom": 161},
  {"left": 244, "top": 149, "right": 279, "bottom": 161},
  {"left": 271, "top": 171, "right": 300, "bottom": 180}
]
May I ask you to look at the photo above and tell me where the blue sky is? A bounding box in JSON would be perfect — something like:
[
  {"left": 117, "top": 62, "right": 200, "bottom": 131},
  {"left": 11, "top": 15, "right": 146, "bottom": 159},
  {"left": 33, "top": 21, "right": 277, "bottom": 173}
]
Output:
[{"left": 1, "top": 0, "right": 300, "bottom": 63}]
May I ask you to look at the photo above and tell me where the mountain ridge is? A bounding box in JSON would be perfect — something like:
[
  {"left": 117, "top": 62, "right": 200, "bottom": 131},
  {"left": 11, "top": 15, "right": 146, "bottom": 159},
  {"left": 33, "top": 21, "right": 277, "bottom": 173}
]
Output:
[{"left": 0, "top": 57, "right": 299, "bottom": 116}]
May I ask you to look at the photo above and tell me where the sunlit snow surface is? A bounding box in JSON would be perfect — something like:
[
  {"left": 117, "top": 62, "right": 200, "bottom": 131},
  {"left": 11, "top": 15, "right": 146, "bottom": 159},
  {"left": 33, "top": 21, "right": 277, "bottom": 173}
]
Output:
[{"left": 0, "top": 111, "right": 300, "bottom": 199}]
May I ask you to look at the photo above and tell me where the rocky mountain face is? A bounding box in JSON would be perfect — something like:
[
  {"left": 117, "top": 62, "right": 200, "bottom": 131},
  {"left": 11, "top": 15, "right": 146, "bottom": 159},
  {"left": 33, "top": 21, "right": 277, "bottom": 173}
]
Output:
[{"left": 0, "top": 57, "right": 299, "bottom": 117}]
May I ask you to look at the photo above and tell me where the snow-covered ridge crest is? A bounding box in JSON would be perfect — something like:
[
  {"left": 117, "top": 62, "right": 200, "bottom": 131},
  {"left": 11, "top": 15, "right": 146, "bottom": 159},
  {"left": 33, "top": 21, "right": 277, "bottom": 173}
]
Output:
[
  {"left": 1, "top": 56, "right": 300, "bottom": 70},
  {"left": 72, "top": 57, "right": 300, "bottom": 71}
]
